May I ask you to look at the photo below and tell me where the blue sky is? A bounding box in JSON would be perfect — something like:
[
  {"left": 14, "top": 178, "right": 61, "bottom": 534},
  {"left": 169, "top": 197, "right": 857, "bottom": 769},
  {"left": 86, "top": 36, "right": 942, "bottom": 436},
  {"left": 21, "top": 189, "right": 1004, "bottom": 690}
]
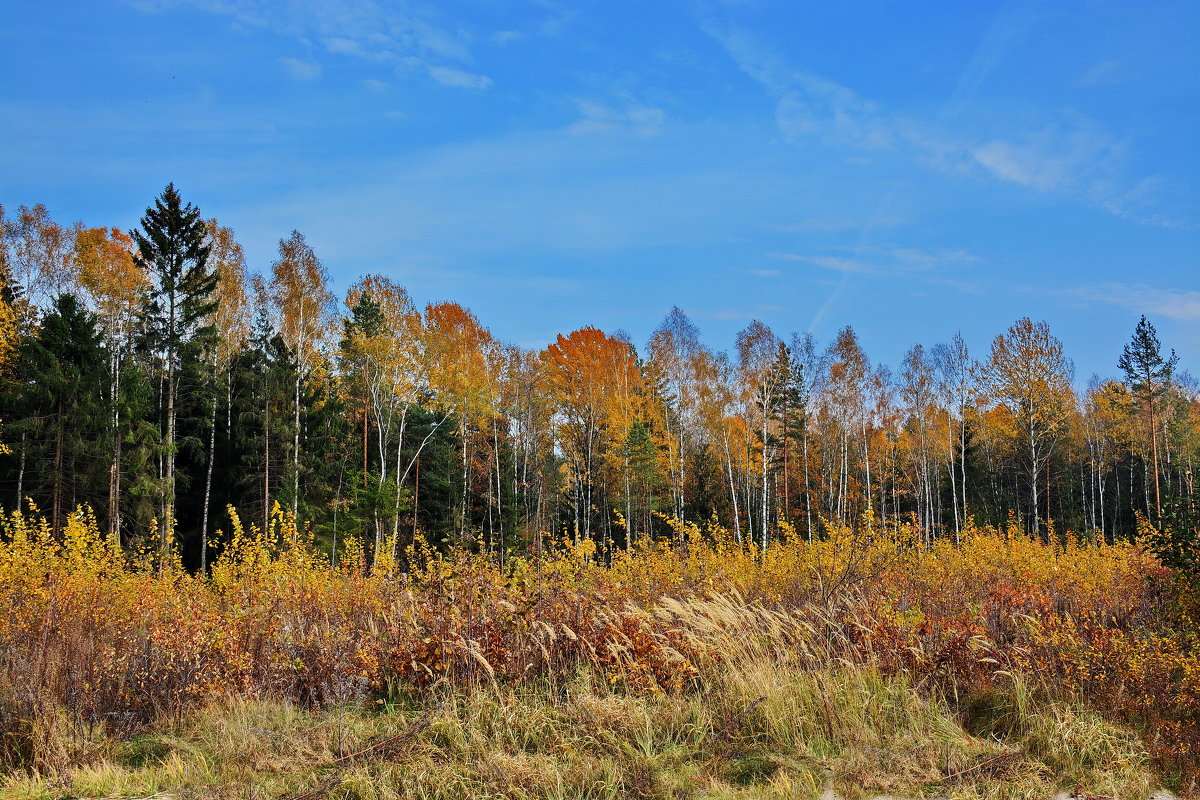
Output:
[{"left": 2, "top": 0, "right": 1197, "bottom": 380}]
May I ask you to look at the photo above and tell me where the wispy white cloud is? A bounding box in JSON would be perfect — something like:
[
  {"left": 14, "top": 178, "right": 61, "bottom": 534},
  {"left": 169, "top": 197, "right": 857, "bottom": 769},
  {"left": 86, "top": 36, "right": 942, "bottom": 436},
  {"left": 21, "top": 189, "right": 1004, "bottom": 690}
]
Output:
[
  {"left": 490, "top": 30, "right": 523, "bottom": 45},
  {"left": 971, "top": 117, "right": 1123, "bottom": 193},
  {"left": 770, "top": 218, "right": 867, "bottom": 233},
  {"left": 428, "top": 66, "right": 492, "bottom": 89},
  {"left": 280, "top": 57, "right": 321, "bottom": 80},
  {"left": 770, "top": 247, "right": 976, "bottom": 276},
  {"left": 701, "top": 18, "right": 1188, "bottom": 227},
  {"left": 771, "top": 253, "right": 874, "bottom": 274},
  {"left": 324, "top": 36, "right": 365, "bottom": 57},
  {"left": 567, "top": 100, "right": 666, "bottom": 137},
  {"left": 1065, "top": 284, "right": 1200, "bottom": 322},
  {"left": 134, "top": 0, "right": 491, "bottom": 91},
  {"left": 1077, "top": 59, "right": 1126, "bottom": 87},
  {"left": 881, "top": 247, "right": 978, "bottom": 269},
  {"left": 943, "top": 1, "right": 1041, "bottom": 118},
  {"left": 704, "top": 24, "right": 894, "bottom": 151}
]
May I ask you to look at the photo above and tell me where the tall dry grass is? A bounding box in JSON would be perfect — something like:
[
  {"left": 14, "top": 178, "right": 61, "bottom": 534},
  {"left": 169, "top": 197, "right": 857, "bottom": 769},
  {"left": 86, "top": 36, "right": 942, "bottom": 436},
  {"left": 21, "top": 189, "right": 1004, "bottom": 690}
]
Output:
[{"left": 0, "top": 505, "right": 1195, "bottom": 794}]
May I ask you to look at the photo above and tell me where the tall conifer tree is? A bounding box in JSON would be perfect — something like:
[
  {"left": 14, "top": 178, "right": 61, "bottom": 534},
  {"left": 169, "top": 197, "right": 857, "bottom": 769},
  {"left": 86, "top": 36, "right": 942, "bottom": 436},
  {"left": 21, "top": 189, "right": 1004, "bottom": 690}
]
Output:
[
  {"left": 132, "top": 184, "right": 216, "bottom": 558},
  {"left": 1119, "top": 316, "right": 1178, "bottom": 521}
]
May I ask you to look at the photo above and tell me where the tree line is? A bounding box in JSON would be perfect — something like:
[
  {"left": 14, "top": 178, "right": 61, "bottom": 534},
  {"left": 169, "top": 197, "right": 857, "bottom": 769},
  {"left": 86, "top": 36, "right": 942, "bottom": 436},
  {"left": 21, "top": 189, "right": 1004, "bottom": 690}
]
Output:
[{"left": 0, "top": 186, "right": 1195, "bottom": 567}]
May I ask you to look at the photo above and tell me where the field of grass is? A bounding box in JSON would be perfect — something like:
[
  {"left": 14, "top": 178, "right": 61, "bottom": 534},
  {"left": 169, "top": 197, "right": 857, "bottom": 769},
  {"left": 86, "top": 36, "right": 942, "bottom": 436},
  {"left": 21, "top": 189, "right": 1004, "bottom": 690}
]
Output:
[{"left": 1, "top": 507, "right": 1197, "bottom": 798}]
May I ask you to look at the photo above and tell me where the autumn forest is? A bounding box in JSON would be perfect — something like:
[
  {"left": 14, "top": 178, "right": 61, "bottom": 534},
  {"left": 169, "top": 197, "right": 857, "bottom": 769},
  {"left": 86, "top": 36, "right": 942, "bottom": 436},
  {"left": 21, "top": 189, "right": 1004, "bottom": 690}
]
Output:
[
  {"left": 2, "top": 187, "right": 1200, "bottom": 797},
  {"left": 0, "top": 187, "right": 1194, "bottom": 565}
]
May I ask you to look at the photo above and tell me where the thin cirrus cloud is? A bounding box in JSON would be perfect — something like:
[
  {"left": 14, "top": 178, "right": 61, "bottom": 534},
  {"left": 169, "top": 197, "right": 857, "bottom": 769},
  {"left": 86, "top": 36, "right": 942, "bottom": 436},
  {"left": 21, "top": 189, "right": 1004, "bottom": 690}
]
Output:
[
  {"left": 138, "top": 0, "right": 486, "bottom": 88},
  {"left": 771, "top": 254, "right": 875, "bottom": 275},
  {"left": 567, "top": 100, "right": 667, "bottom": 137},
  {"left": 279, "top": 57, "right": 321, "bottom": 80},
  {"left": 428, "top": 66, "right": 492, "bottom": 89},
  {"left": 1065, "top": 284, "right": 1200, "bottom": 323},
  {"left": 941, "top": 0, "right": 1041, "bottom": 118},
  {"left": 767, "top": 218, "right": 899, "bottom": 233},
  {"left": 769, "top": 247, "right": 977, "bottom": 278},
  {"left": 700, "top": 19, "right": 1184, "bottom": 227}
]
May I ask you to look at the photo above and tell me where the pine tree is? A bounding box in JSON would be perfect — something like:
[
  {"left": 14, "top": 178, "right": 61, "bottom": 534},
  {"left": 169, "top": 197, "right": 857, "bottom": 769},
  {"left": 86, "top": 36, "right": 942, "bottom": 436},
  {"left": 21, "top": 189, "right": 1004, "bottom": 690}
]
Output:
[{"left": 1118, "top": 315, "right": 1178, "bottom": 521}]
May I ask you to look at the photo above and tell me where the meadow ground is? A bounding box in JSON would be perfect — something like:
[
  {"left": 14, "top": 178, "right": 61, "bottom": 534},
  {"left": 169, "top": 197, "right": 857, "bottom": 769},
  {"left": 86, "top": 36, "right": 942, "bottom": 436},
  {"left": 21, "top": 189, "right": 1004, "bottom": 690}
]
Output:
[{"left": 0, "top": 508, "right": 1197, "bottom": 798}]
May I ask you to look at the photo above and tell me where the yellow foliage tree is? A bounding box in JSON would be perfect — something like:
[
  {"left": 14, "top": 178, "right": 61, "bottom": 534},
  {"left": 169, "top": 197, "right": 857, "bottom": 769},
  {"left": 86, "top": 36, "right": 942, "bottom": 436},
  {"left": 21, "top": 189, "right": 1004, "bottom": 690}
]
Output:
[{"left": 981, "top": 318, "right": 1075, "bottom": 536}]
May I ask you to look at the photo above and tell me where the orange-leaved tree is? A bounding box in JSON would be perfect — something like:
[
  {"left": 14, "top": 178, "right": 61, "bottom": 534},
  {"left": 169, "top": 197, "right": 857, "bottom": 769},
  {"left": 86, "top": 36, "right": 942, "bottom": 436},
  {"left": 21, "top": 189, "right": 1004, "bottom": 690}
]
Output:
[
  {"left": 542, "top": 327, "right": 643, "bottom": 547},
  {"left": 74, "top": 225, "right": 147, "bottom": 542}
]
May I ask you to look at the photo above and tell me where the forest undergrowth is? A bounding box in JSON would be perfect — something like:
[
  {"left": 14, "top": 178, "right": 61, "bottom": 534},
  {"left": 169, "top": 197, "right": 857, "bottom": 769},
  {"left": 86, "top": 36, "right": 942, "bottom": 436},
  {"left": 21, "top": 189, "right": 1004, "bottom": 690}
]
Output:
[{"left": 0, "top": 506, "right": 1197, "bottom": 798}]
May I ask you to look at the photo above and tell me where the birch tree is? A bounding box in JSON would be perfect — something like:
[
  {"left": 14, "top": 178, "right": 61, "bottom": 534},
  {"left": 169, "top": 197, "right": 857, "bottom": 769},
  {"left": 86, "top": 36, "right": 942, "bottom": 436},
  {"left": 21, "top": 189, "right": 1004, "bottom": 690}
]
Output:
[
  {"left": 271, "top": 230, "right": 335, "bottom": 517},
  {"left": 981, "top": 318, "right": 1074, "bottom": 536},
  {"left": 199, "top": 221, "right": 250, "bottom": 570}
]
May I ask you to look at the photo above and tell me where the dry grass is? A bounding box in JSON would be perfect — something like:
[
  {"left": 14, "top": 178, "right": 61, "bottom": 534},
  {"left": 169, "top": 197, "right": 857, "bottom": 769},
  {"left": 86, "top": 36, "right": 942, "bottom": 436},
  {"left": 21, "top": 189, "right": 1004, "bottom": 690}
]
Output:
[
  {"left": 2, "top": 596, "right": 1154, "bottom": 800},
  {"left": 0, "top": 508, "right": 1192, "bottom": 796}
]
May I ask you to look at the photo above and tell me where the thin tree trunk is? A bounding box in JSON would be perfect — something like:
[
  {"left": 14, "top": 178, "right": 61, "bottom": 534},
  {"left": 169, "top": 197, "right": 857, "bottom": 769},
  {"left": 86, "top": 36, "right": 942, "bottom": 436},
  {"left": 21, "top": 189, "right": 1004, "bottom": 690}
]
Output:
[
  {"left": 110, "top": 430, "right": 122, "bottom": 547},
  {"left": 862, "top": 420, "right": 872, "bottom": 524},
  {"left": 960, "top": 403, "right": 969, "bottom": 530},
  {"left": 1149, "top": 399, "right": 1162, "bottom": 521},
  {"left": 461, "top": 422, "right": 470, "bottom": 542},
  {"left": 1029, "top": 425, "right": 1040, "bottom": 537},
  {"left": 802, "top": 418, "right": 812, "bottom": 542},
  {"left": 263, "top": 394, "right": 271, "bottom": 536},
  {"left": 947, "top": 417, "right": 960, "bottom": 541},
  {"left": 294, "top": 373, "right": 301, "bottom": 517},
  {"left": 201, "top": 393, "right": 217, "bottom": 573},
  {"left": 722, "top": 426, "right": 741, "bottom": 544},
  {"left": 493, "top": 414, "right": 504, "bottom": 562},
  {"left": 52, "top": 399, "right": 64, "bottom": 535},
  {"left": 392, "top": 406, "right": 409, "bottom": 545},
  {"left": 109, "top": 350, "right": 122, "bottom": 543},
  {"left": 678, "top": 427, "right": 686, "bottom": 521},
  {"left": 761, "top": 409, "right": 769, "bottom": 551},
  {"left": 164, "top": 367, "right": 175, "bottom": 558},
  {"left": 15, "top": 432, "right": 26, "bottom": 512},
  {"left": 164, "top": 292, "right": 176, "bottom": 563}
]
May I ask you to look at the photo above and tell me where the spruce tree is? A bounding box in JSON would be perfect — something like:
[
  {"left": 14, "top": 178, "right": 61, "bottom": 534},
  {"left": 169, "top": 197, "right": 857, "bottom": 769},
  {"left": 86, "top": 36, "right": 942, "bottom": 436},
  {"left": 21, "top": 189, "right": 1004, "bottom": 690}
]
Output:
[
  {"left": 15, "top": 295, "right": 108, "bottom": 533},
  {"left": 229, "top": 287, "right": 295, "bottom": 537},
  {"left": 132, "top": 184, "right": 216, "bottom": 558}
]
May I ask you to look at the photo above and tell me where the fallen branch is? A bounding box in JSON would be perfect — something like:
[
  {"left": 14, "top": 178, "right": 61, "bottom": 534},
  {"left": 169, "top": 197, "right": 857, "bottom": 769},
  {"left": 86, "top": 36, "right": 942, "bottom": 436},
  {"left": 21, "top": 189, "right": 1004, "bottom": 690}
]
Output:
[{"left": 939, "top": 749, "right": 1017, "bottom": 783}]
